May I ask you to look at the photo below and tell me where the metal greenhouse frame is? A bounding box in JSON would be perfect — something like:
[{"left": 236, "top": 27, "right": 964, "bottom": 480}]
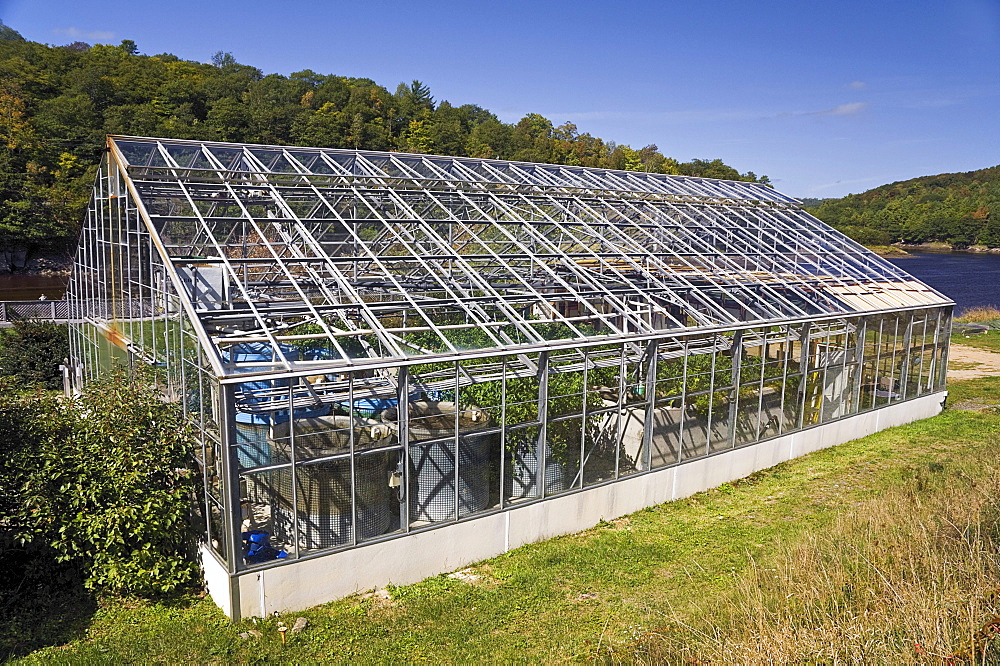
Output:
[{"left": 68, "top": 136, "right": 952, "bottom": 618}]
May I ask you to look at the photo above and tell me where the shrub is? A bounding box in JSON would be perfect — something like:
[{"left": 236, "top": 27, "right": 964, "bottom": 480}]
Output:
[
  {"left": 955, "top": 306, "right": 1000, "bottom": 323},
  {"left": 14, "top": 366, "right": 201, "bottom": 596},
  {"left": 0, "top": 320, "right": 69, "bottom": 389}
]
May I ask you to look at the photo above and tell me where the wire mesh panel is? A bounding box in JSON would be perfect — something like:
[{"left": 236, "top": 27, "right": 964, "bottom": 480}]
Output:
[
  {"left": 506, "top": 426, "right": 566, "bottom": 500},
  {"left": 270, "top": 452, "right": 394, "bottom": 551},
  {"left": 269, "top": 415, "right": 397, "bottom": 551},
  {"left": 381, "top": 400, "right": 495, "bottom": 523}
]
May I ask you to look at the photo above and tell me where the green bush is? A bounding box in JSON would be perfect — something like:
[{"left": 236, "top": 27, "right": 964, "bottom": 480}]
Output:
[
  {"left": 0, "top": 320, "right": 69, "bottom": 389},
  {"left": 10, "top": 367, "right": 201, "bottom": 597}
]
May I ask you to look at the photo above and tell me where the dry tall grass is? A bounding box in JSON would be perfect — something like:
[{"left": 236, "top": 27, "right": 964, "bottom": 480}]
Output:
[
  {"left": 956, "top": 306, "right": 1000, "bottom": 323},
  {"left": 626, "top": 462, "right": 1000, "bottom": 664}
]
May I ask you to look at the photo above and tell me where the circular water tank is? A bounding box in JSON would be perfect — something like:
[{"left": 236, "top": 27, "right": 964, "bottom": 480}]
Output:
[
  {"left": 267, "top": 415, "right": 396, "bottom": 550},
  {"left": 381, "top": 400, "right": 495, "bottom": 523},
  {"left": 223, "top": 342, "right": 329, "bottom": 468}
]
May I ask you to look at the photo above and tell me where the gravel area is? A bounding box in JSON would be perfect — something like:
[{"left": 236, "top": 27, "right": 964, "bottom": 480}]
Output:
[{"left": 948, "top": 343, "right": 1000, "bottom": 380}]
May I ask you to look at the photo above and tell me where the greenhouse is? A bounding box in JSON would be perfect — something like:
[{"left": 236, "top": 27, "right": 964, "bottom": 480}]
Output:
[{"left": 68, "top": 136, "right": 952, "bottom": 619}]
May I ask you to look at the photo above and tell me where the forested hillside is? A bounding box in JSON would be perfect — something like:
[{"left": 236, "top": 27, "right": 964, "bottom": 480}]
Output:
[
  {"left": 807, "top": 166, "right": 1000, "bottom": 248},
  {"left": 0, "top": 22, "right": 768, "bottom": 267}
]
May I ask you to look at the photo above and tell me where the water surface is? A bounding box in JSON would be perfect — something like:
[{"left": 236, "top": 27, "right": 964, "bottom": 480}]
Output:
[
  {"left": 887, "top": 252, "right": 1000, "bottom": 313},
  {"left": 0, "top": 274, "right": 68, "bottom": 300}
]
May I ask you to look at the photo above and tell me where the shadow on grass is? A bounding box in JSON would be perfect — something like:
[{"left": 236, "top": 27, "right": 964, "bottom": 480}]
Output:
[{"left": 0, "top": 539, "right": 97, "bottom": 661}]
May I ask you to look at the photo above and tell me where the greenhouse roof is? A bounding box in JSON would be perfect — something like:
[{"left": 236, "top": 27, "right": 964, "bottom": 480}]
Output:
[{"left": 104, "top": 136, "right": 951, "bottom": 379}]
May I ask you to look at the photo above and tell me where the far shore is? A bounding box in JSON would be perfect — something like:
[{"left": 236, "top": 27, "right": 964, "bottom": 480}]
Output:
[{"left": 866, "top": 243, "right": 1000, "bottom": 258}]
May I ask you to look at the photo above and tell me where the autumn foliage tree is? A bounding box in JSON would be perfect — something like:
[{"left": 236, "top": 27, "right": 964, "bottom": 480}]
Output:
[{"left": 0, "top": 20, "right": 769, "bottom": 263}]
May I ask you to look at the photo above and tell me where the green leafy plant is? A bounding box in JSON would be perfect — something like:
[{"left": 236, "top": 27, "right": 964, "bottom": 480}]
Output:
[
  {"left": 0, "top": 319, "right": 68, "bottom": 389},
  {"left": 14, "top": 365, "right": 201, "bottom": 596}
]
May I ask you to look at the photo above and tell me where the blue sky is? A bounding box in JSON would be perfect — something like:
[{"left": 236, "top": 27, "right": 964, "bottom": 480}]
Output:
[{"left": 2, "top": 0, "right": 998, "bottom": 199}]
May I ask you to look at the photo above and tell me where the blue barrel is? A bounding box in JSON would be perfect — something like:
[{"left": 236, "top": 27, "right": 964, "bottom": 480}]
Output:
[{"left": 224, "top": 342, "right": 330, "bottom": 468}]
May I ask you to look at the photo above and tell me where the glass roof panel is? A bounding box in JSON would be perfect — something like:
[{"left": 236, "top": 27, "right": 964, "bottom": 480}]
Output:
[{"left": 105, "top": 136, "right": 952, "bottom": 377}]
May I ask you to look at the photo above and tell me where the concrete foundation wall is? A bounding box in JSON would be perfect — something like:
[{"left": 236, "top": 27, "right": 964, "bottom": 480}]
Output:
[
  {"left": 204, "top": 391, "right": 947, "bottom": 620},
  {"left": 200, "top": 545, "right": 233, "bottom": 618}
]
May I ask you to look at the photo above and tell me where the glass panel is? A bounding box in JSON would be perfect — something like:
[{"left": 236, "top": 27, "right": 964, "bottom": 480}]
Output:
[
  {"left": 708, "top": 390, "right": 731, "bottom": 453},
  {"left": 597, "top": 406, "right": 634, "bottom": 478},
  {"left": 802, "top": 371, "right": 825, "bottom": 426},
  {"left": 760, "top": 379, "right": 785, "bottom": 437},
  {"left": 733, "top": 384, "right": 761, "bottom": 447},
  {"left": 457, "top": 358, "right": 504, "bottom": 515},
  {"left": 551, "top": 415, "right": 583, "bottom": 491},
  {"left": 242, "top": 466, "right": 293, "bottom": 562},
  {"left": 506, "top": 425, "right": 545, "bottom": 501}
]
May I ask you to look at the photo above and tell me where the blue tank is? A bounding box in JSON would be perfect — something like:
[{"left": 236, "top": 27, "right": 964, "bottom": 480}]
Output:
[{"left": 223, "top": 342, "right": 330, "bottom": 468}]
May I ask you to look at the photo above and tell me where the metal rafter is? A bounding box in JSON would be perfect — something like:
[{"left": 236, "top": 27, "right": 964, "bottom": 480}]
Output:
[{"left": 99, "top": 135, "right": 951, "bottom": 379}]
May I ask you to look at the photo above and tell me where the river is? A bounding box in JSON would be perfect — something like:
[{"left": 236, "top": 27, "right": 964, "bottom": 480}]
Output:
[
  {"left": 887, "top": 251, "right": 1000, "bottom": 314},
  {"left": 0, "top": 273, "right": 68, "bottom": 300}
]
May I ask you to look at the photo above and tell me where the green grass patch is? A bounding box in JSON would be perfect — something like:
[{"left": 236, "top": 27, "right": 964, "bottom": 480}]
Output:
[
  {"left": 10, "top": 378, "right": 1000, "bottom": 663},
  {"left": 865, "top": 244, "right": 909, "bottom": 257}
]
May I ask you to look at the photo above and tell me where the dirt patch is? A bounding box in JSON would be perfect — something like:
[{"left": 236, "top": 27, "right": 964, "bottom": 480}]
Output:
[
  {"left": 950, "top": 399, "right": 998, "bottom": 412},
  {"left": 948, "top": 344, "right": 1000, "bottom": 380}
]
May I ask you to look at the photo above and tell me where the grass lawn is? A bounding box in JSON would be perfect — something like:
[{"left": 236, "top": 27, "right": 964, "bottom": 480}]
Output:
[{"left": 9, "top": 376, "right": 1000, "bottom": 664}]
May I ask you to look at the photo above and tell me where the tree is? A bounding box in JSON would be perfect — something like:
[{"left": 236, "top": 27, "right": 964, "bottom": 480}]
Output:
[
  {"left": 395, "top": 79, "right": 434, "bottom": 112},
  {"left": 0, "top": 20, "right": 24, "bottom": 42},
  {"left": 0, "top": 31, "right": 772, "bottom": 256},
  {"left": 401, "top": 110, "right": 434, "bottom": 154},
  {"left": 621, "top": 146, "right": 643, "bottom": 171},
  {"left": 0, "top": 320, "right": 68, "bottom": 389}
]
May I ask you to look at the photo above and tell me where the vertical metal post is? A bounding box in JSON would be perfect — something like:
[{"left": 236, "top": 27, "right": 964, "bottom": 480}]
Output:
[
  {"left": 60, "top": 360, "right": 71, "bottom": 397},
  {"left": 499, "top": 357, "right": 507, "bottom": 509},
  {"left": 614, "top": 346, "right": 625, "bottom": 477},
  {"left": 754, "top": 330, "right": 768, "bottom": 440},
  {"left": 537, "top": 352, "right": 549, "bottom": 497},
  {"left": 899, "top": 313, "right": 914, "bottom": 400},
  {"left": 579, "top": 354, "right": 587, "bottom": 487},
  {"left": 286, "top": 383, "right": 300, "bottom": 557},
  {"left": 796, "top": 322, "right": 812, "bottom": 430},
  {"left": 887, "top": 316, "right": 901, "bottom": 402},
  {"left": 939, "top": 307, "right": 952, "bottom": 389},
  {"left": 398, "top": 366, "right": 410, "bottom": 531},
  {"left": 852, "top": 317, "right": 866, "bottom": 412},
  {"left": 218, "top": 383, "right": 243, "bottom": 575},
  {"left": 929, "top": 308, "right": 943, "bottom": 391},
  {"left": 913, "top": 311, "right": 928, "bottom": 396},
  {"left": 676, "top": 340, "right": 689, "bottom": 463},
  {"left": 705, "top": 345, "right": 717, "bottom": 456},
  {"left": 641, "top": 339, "right": 657, "bottom": 470},
  {"left": 727, "top": 329, "right": 743, "bottom": 449},
  {"left": 453, "top": 361, "right": 460, "bottom": 519},
  {"left": 349, "top": 374, "right": 357, "bottom": 546}
]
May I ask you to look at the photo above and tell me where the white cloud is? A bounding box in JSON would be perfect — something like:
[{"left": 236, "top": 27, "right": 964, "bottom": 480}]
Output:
[
  {"left": 847, "top": 81, "right": 867, "bottom": 90},
  {"left": 53, "top": 27, "right": 116, "bottom": 41},
  {"left": 823, "top": 102, "right": 868, "bottom": 116},
  {"left": 770, "top": 102, "right": 869, "bottom": 119},
  {"left": 810, "top": 175, "right": 886, "bottom": 193},
  {"left": 497, "top": 101, "right": 870, "bottom": 127},
  {"left": 498, "top": 108, "right": 764, "bottom": 126}
]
